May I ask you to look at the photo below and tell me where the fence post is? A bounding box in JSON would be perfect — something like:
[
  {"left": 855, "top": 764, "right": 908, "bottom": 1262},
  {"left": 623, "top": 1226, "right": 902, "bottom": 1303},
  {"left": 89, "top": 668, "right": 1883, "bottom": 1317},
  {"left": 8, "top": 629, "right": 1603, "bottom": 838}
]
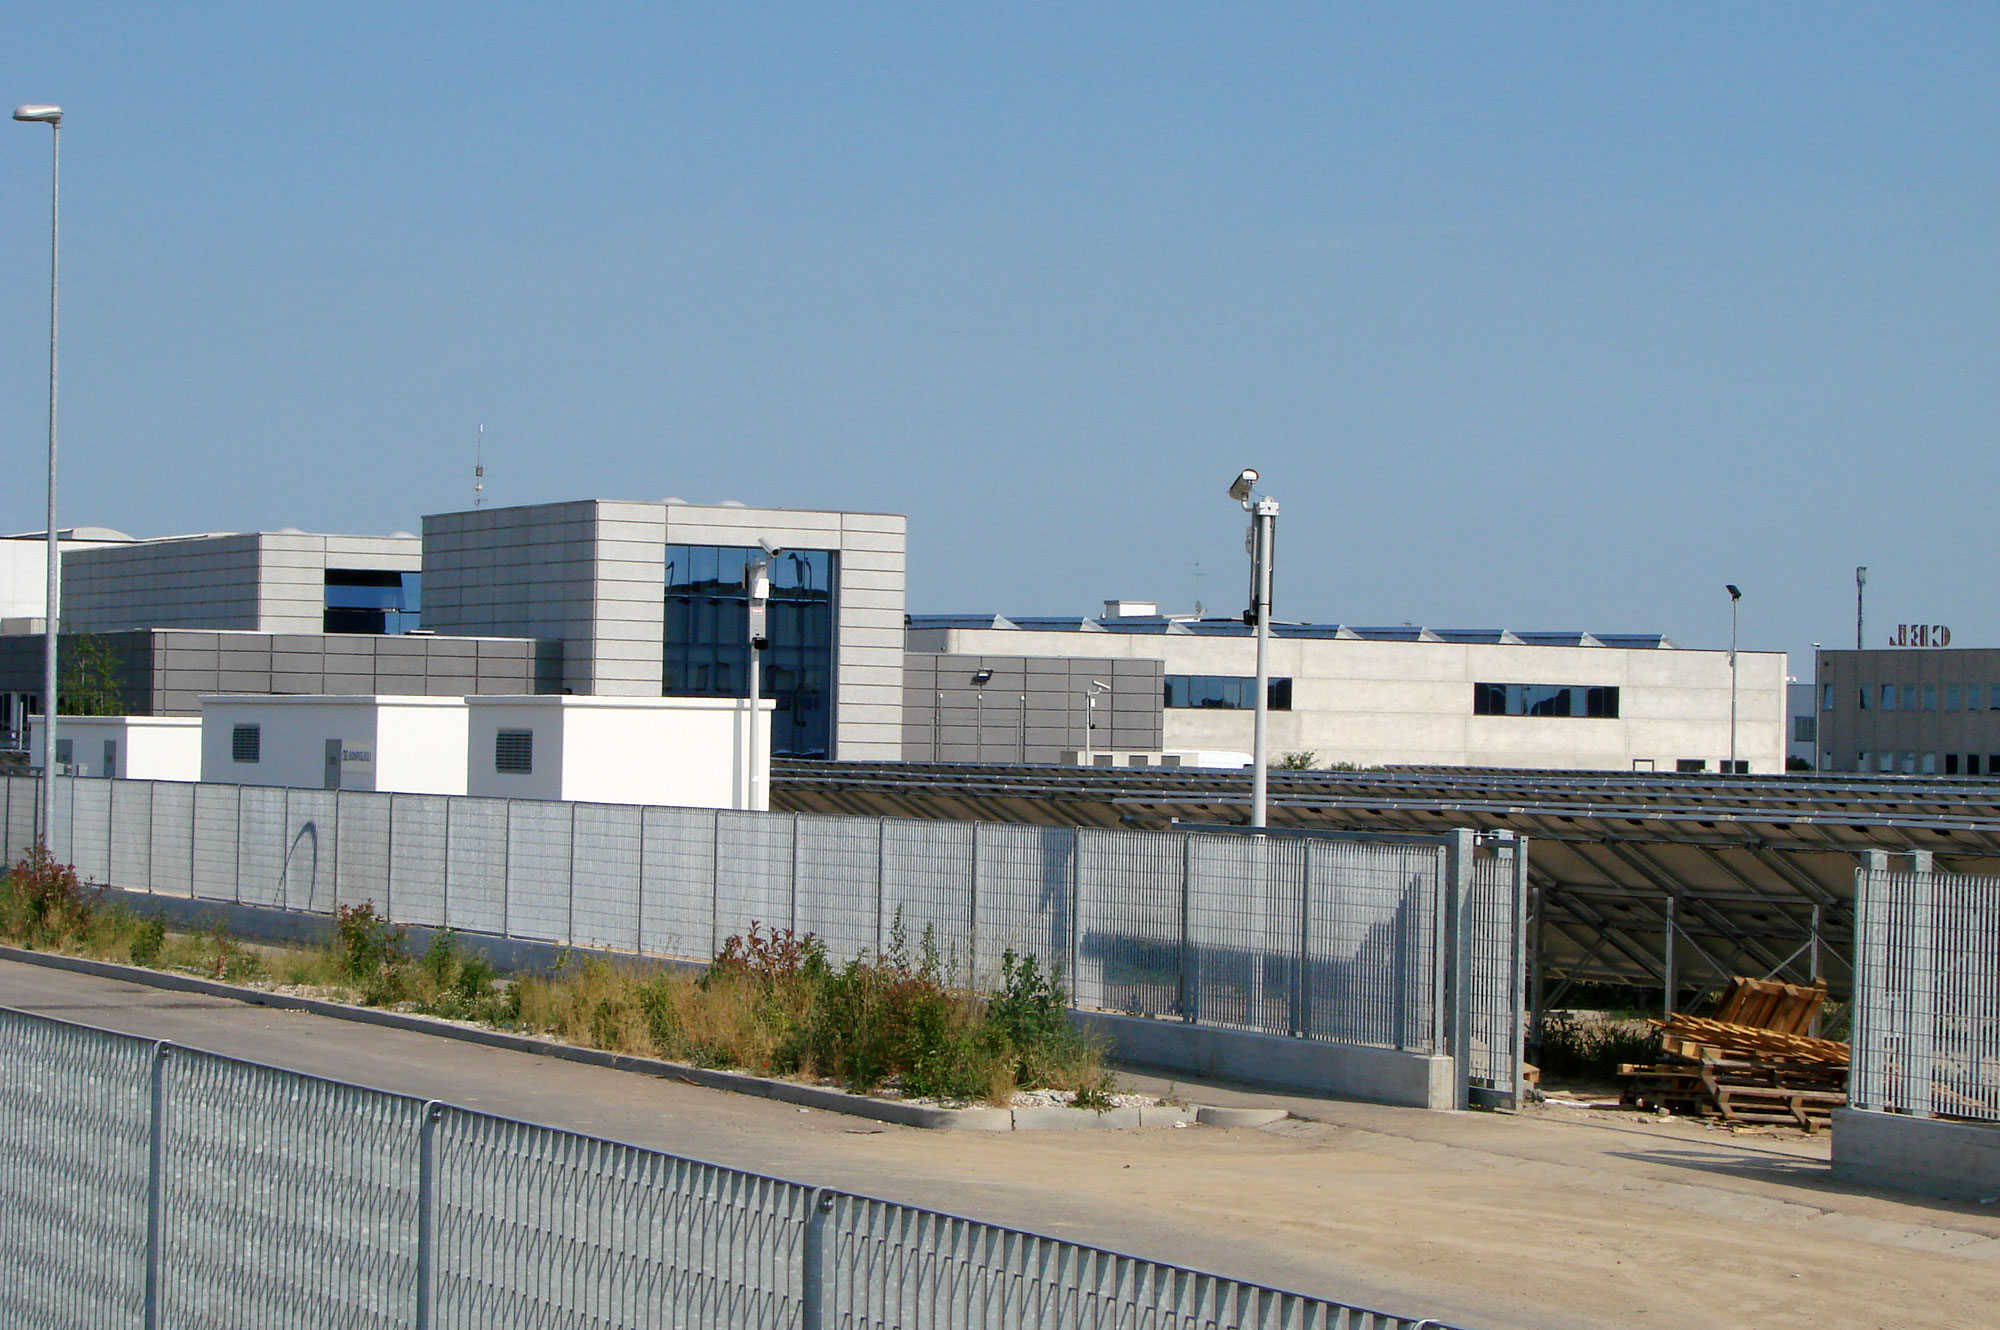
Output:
[
  {"left": 1510, "top": 839, "right": 1530, "bottom": 1108},
  {"left": 1293, "top": 839, "right": 1309, "bottom": 1039},
  {"left": 566, "top": 802, "right": 578, "bottom": 945},
  {"left": 635, "top": 805, "right": 646, "bottom": 957},
  {"left": 1904, "top": 850, "right": 1936, "bottom": 1119},
  {"left": 501, "top": 800, "right": 513, "bottom": 940},
  {"left": 441, "top": 795, "right": 452, "bottom": 932},
  {"left": 1662, "top": 894, "right": 1678, "bottom": 1019},
  {"left": 1177, "top": 833, "right": 1193, "bottom": 1022},
  {"left": 800, "top": 1187, "right": 835, "bottom": 1330},
  {"left": 386, "top": 794, "right": 398, "bottom": 922},
  {"left": 1443, "top": 829, "right": 1475, "bottom": 1111},
  {"left": 710, "top": 813, "right": 722, "bottom": 959},
  {"left": 1066, "top": 828, "right": 1081, "bottom": 1003},
  {"left": 233, "top": 783, "right": 244, "bottom": 904},
  {"left": 875, "top": 819, "right": 887, "bottom": 957},
  {"left": 416, "top": 1100, "right": 442, "bottom": 1329},
  {"left": 143, "top": 1041, "right": 169, "bottom": 1330},
  {"left": 789, "top": 813, "right": 801, "bottom": 936},
  {"left": 1851, "top": 850, "right": 1887, "bottom": 1111},
  {"left": 967, "top": 821, "right": 979, "bottom": 988}
]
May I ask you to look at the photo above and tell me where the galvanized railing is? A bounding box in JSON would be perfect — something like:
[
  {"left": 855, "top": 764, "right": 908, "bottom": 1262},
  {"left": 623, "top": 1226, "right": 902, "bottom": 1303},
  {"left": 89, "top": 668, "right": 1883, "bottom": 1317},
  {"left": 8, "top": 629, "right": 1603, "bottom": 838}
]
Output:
[
  {"left": 0, "top": 1005, "right": 1461, "bottom": 1329},
  {"left": 3, "top": 774, "right": 1524, "bottom": 1102},
  {"left": 1850, "top": 854, "right": 2000, "bottom": 1123}
]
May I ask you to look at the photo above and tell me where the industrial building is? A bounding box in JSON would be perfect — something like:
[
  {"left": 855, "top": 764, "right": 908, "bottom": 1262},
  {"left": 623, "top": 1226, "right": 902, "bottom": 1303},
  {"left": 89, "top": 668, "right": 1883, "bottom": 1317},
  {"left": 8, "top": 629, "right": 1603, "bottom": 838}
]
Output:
[
  {"left": 1814, "top": 647, "right": 2000, "bottom": 775},
  {"left": 906, "top": 602, "right": 1788, "bottom": 774}
]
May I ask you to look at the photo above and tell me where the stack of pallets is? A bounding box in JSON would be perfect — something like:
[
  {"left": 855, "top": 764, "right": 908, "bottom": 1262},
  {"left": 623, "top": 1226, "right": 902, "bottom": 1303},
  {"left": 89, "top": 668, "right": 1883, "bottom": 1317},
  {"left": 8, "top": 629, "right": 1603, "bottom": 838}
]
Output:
[{"left": 1619, "top": 978, "right": 1848, "bottom": 1130}]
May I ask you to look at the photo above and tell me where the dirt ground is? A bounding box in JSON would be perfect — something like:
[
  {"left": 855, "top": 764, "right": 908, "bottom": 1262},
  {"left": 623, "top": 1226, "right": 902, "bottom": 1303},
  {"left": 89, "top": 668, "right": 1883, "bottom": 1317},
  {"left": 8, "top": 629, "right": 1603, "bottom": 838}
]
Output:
[{"left": 5, "top": 958, "right": 1997, "bottom": 1330}]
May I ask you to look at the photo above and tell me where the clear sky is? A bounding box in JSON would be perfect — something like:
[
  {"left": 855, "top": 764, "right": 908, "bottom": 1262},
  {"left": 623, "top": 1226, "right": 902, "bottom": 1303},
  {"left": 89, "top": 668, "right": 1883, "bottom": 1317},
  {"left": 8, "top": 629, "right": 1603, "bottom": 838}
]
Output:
[{"left": 3, "top": 4, "right": 1995, "bottom": 669}]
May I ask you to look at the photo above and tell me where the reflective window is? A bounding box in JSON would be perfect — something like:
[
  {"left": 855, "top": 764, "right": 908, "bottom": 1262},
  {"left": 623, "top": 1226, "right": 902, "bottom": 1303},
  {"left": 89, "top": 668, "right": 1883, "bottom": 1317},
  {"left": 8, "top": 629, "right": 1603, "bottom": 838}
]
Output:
[
  {"left": 1923, "top": 684, "right": 1938, "bottom": 712},
  {"left": 1472, "top": 683, "right": 1619, "bottom": 718},
  {"left": 1858, "top": 686, "right": 1870, "bottom": 710},
  {"left": 1881, "top": 685, "right": 1895, "bottom": 711},
  {"left": 1164, "top": 676, "right": 1293, "bottom": 710},
  {"left": 1922, "top": 752, "right": 1938, "bottom": 775},
  {"left": 1878, "top": 753, "right": 1893, "bottom": 772},
  {"left": 1902, "top": 685, "right": 1919, "bottom": 712},
  {"left": 1971, "top": 685, "right": 1986, "bottom": 710},
  {"left": 1948, "top": 685, "right": 1963, "bottom": 712},
  {"left": 665, "top": 545, "right": 836, "bottom": 758},
  {"left": 1822, "top": 683, "right": 1835, "bottom": 711},
  {"left": 1793, "top": 716, "right": 1817, "bottom": 743},
  {"left": 1902, "top": 751, "right": 1917, "bottom": 773},
  {"left": 324, "top": 570, "right": 421, "bottom": 634}
]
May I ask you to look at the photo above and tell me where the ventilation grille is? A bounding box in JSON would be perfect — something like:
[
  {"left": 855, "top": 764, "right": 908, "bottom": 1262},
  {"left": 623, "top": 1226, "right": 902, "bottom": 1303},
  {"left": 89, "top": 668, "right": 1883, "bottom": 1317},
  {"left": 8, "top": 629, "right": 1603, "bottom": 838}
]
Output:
[
  {"left": 231, "top": 724, "right": 261, "bottom": 764},
  {"left": 495, "top": 728, "right": 533, "bottom": 774}
]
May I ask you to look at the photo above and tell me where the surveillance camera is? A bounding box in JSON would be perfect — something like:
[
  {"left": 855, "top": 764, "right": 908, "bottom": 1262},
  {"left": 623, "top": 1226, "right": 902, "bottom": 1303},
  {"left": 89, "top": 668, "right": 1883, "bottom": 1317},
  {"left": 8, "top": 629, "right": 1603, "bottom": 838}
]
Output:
[
  {"left": 758, "top": 538, "right": 781, "bottom": 556},
  {"left": 1228, "top": 469, "right": 1258, "bottom": 503}
]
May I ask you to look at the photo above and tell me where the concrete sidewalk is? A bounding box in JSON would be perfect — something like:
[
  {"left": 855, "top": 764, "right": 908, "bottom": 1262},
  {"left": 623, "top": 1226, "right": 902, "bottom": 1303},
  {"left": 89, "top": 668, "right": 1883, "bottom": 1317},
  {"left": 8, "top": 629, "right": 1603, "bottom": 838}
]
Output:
[{"left": 5, "top": 959, "right": 1997, "bottom": 1330}]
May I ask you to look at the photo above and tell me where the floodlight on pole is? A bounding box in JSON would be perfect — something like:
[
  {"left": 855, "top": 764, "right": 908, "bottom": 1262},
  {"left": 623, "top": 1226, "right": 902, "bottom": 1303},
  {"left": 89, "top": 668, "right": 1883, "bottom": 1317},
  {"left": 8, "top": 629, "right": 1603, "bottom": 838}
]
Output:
[
  {"left": 1230, "top": 469, "right": 1277, "bottom": 827},
  {"left": 1083, "top": 679, "right": 1110, "bottom": 765},
  {"left": 14, "top": 104, "right": 62, "bottom": 852},
  {"left": 1726, "top": 584, "right": 1742, "bottom": 776},
  {"left": 745, "top": 544, "right": 778, "bottom": 811},
  {"left": 1855, "top": 566, "right": 1867, "bottom": 651}
]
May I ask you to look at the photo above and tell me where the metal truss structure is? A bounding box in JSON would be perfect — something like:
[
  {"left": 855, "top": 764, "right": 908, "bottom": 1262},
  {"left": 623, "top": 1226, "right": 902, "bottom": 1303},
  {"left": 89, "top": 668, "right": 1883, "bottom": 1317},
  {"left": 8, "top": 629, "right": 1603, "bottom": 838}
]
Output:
[{"left": 774, "top": 762, "right": 2000, "bottom": 1020}]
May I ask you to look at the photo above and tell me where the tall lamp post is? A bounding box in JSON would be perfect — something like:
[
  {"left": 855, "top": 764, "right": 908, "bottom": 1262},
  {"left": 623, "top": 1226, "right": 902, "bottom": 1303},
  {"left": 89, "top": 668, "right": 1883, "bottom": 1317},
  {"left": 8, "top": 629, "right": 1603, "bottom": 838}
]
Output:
[
  {"left": 1082, "top": 679, "right": 1109, "bottom": 765},
  {"left": 744, "top": 541, "right": 778, "bottom": 810},
  {"left": 1725, "top": 584, "right": 1742, "bottom": 775},
  {"left": 1855, "top": 566, "right": 1867, "bottom": 651},
  {"left": 15, "top": 104, "right": 62, "bottom": 848},
  {"left": 1231, "top": 469, "right": 1277, "bottom": 827}
]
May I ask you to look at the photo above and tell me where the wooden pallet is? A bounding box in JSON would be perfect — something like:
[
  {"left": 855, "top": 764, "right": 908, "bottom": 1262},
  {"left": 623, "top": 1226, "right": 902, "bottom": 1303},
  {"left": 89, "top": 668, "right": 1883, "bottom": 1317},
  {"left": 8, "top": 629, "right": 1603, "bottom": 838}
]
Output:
[
  {"left": 1655, "top": 1015, "right": 1850, "bottom": 1069},
  {"left": 1712, "top": 976, "right": 1828, "bottom": 1035}
]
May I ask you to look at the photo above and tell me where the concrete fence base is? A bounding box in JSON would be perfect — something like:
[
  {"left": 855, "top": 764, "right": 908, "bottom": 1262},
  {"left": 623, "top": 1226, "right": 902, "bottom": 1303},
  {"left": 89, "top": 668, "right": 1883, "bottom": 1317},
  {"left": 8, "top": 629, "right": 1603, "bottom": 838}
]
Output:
[
  {"left": 1832, "top": 1107, "right": 2000, "bottom": 1202},
  {"left": 1073, "top": 1011, "right": 1457, "bottom": 1110}
]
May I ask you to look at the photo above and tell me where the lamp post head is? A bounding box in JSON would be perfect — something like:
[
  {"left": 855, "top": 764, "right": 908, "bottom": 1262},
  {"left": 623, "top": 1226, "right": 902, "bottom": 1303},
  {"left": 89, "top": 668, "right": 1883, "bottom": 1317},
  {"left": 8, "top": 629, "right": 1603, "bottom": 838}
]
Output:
[
  {"left": 1228, "top": 468, "right": 1259, "bottom": 504},
  {"left": 1725, "top": 584, "right": 1742, "bottom": 601},
  {"left": 971, "top": 669, "right": 993, "bottom": 687},
  {"left": 12, "top": 105, "right": 62, "bottom": 124}
]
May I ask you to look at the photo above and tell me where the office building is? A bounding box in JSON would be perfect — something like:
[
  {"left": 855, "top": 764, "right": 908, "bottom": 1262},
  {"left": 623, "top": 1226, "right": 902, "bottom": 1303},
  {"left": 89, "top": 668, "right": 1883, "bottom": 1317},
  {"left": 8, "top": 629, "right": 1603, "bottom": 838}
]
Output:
[
  {"left": 907, "top": 602, "right": 1787, "bottom": 773},
  {"left": 1815, "top": 648, "right": 2000, "bottom": 775}
]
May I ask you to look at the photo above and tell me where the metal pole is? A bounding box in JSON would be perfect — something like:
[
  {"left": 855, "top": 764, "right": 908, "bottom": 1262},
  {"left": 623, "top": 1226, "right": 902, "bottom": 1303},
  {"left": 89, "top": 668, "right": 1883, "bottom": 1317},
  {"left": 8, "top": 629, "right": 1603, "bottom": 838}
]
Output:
[
  {"left": 1019, "top": 692, "right": 1027, "bottom": 763},
  {"left": 416, "top": 1101, "right": 441, "bottom": 1330},
  {"left": 1662, "top": 894, "right": 1678, "bottom": 1019},
  {"left": 32, "top": 116, "right": 62, "bottom": 851},
  {"left": 1250, "top": 498, "right": 1277, "bottom": 828},
  {"left": 974, "top": 690, "right": 983, "bottom": 763},
  {"left": 143, "top": 1041, "right": 167, "bottom": 1330},
  {"left": 1728, "top": 595, "right": 1739, "bottom": 775},
  {"left": 800, "top": 1188, "right": 834, "bottom": 1330},
  {"left": 747, "top": 647, "right": 761, "bottom": 810},
  {"left": 1855, "top": 566, "right": 1867, "bottom": 651}
]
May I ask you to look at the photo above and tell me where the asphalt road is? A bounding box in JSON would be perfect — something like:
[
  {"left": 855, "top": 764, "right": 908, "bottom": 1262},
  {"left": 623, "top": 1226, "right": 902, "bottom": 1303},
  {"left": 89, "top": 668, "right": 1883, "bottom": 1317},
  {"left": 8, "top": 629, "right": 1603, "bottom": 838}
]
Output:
[{"left": 5, "top": 958, "right": 1998, "bottom": 1330}]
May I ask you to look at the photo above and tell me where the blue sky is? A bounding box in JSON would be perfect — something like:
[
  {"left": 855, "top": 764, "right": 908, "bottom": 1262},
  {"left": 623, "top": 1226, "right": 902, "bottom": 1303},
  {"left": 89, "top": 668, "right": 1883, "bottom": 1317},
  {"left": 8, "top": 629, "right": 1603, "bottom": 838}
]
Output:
[{"left": 3, "top": 4, "right": 1995, "bottom": 667}]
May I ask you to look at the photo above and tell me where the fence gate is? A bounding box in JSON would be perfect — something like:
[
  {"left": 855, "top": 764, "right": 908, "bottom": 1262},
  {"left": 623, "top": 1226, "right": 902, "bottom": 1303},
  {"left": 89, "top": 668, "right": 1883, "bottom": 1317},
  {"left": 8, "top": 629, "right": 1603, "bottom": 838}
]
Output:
[{"left": 1457, "top": 832, "right": 1529, "bottom": 1109}]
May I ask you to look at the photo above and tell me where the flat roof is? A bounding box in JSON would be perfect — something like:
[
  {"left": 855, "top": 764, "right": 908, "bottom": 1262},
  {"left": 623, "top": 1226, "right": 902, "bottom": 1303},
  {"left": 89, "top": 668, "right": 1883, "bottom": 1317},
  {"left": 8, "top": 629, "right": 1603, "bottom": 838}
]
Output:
[{"left": 909, "top": 614, "right": 1680, "bottom": 648}]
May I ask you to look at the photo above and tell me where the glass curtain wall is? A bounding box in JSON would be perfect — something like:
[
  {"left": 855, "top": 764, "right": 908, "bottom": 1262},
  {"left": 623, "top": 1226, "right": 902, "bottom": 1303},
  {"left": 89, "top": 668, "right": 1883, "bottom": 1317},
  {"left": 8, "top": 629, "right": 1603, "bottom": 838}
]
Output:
[
  {"left": 664, "top": 544, "right": 835, "bottom": 758},
  {"left": 323, "top": 570, "right": 422, "bottom": 634}
]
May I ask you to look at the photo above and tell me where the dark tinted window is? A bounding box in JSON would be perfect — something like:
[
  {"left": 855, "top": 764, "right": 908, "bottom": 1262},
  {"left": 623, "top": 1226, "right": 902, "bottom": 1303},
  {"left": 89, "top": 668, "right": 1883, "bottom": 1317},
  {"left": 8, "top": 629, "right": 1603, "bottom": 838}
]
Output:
[
  {"left": 1163, "top": 676, "right": 1292, "bottom": 711},
  {"left": 1473, "top": 683, "right": 1619, "bottom": 719},
  {"left": 665, "top": 545, "right": 836, "bottom": 758},
  {"left": 324, "top": 569, "right": 421, "bottom": 635}
]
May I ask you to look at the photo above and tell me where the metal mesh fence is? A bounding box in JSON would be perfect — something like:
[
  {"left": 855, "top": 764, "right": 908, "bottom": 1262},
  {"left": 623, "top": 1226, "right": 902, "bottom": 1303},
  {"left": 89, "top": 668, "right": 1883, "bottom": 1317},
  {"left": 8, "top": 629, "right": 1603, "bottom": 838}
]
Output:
[
  {"left": 1852, "top": 863, "right": 2000, "bottom": 1123},
  {"left": 2, "top": 776, "right": 1522, "bottom": 1075},
  {"left": 0, "top": 1005, "right": 1462, "bottom": 1330}
]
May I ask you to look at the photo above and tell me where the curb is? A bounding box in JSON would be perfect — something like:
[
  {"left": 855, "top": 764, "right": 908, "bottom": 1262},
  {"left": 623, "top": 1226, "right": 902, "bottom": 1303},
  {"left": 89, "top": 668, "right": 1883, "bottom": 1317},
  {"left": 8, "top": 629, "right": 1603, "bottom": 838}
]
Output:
[{"left": 0, "top": 945, "right": 1283, "bottom": 1133}]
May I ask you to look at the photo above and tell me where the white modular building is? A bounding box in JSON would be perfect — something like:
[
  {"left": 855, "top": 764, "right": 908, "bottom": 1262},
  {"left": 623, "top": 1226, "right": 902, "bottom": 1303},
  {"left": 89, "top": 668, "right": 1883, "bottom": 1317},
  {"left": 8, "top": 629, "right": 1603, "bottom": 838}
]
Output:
[
  {"left": 200, "top": 695, "right": 471, "bottom": 795},
  {"left": 29, "top": 715, "right": 201, "bottom": 781},
  {"left": 464, "top": 695, "right": 770, "bottom": 809}
]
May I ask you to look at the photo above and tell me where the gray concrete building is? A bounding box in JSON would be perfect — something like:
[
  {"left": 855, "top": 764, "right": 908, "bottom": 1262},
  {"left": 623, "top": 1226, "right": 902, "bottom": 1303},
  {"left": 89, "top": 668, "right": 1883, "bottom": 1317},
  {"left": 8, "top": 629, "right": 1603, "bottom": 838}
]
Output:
[
  {"left": 63, "top": 531, "right": 420, "bottom": 635},
  {"left": 902, "top": 653, "right": 1163, "bottom": 763},
  {"left": 1814, "top": 648, "right": 2000, "bottom": 775},
  {"left": 0, "top": 629, "right": 550, "bottom": 748},
  {"left": 908, "top": 604, "right": 1788, "bottom": 773},
  {"left": 423, "top": 499, "right": 905, "bottom": 760}
]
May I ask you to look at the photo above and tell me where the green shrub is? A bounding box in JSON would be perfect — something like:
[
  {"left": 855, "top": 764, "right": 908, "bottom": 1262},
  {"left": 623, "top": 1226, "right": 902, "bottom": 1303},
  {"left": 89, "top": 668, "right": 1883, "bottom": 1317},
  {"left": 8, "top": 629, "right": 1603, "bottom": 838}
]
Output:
[
  {"left": 333, "top": 902, "right": 406, "bottom": 1003},
  {"left": 0, "top": 845, "right": 96, "bottom": 949},
  {"left": 128, "top": 917, "right": 166, "bottom": 967}
]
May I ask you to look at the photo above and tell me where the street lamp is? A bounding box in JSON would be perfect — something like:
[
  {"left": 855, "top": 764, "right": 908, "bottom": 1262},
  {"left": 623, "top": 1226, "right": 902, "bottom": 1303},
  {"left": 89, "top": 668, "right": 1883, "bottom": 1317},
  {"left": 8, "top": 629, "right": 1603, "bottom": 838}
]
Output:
[
  {"left": 1083, "top": 679, "right": 1109, "bottom": 765},
  {"left": 1855, "top": 566, "right": 1867, "bottom": 651},
  {"left": 971, "top": 669, "right": 993, "bottom": 762},
  {"left": 1232, "top": 468, "right": 1278, "bottom": 827},
  {"left": 1726, "top": 584, "right": 1742, "bottom": 776},
  {"left": 744, "top": 541, "right": 778, "bottom": 809},
  {"left": 14, "top": 104, "right": 62, "bottom": 849}
]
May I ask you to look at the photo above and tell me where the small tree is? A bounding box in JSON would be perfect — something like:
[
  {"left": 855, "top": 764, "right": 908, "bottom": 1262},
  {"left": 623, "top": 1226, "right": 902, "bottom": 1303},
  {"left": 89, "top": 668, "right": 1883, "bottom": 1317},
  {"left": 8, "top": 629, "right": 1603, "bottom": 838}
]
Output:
[
  {"left": 59, "top": 633, "right": 126, "bottom": 716},
  {"left": 1276, "top": 750, "right": 1319, "bottom": 770}
]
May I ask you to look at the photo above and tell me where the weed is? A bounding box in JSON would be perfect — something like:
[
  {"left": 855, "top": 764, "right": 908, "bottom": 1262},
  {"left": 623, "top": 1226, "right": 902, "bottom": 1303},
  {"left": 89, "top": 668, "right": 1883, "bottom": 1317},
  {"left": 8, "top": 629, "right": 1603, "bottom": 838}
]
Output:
[
  {"left": 1070, "top": 1080, "right": 1116, "bottom": 1112},
  {"left": 333, "top": 902, "right": 405, "bottom": 986},
  {"left": 128, "top": 917, "right": 166, "bottom": 967},
  {"left": 1534, "top": 1011, "right": 1660, "bottom": 1083},
  {"left": 0, "top": 845, "right": 96, "bottom": 949}
]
